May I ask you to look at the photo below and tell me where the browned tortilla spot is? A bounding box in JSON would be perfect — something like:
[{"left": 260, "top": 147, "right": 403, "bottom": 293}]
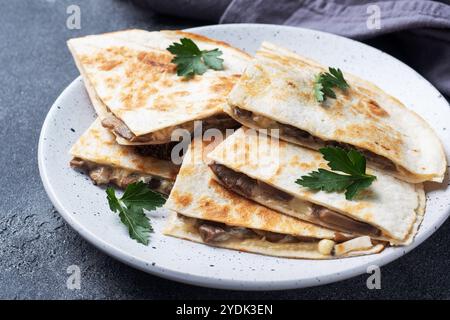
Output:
[
  {"left": 99, "top": 60, "right": 122, "bottom": 71},
  {"left": 172, "top": 190, "right": 193, "bottom": 207},
  {"left": 367, "top": 99, "right": 389, "bottom": 117}
]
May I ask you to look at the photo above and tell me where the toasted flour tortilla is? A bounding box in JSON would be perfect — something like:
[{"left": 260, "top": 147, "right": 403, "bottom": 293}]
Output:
[
  {"left": 226, "top": 42, "right": 446, "bottom": 183},
  {"left": 163, "top": 138, "right": 385, "bottom": 259},
  {"left": 67, "top": 29, "right": 250, "bottom": 145},
  {"left": 207, "top": 128, "right": 425, "bottom": 245},
  {"left": 69, "top": 119, "right": 179, "bottom": 194}
]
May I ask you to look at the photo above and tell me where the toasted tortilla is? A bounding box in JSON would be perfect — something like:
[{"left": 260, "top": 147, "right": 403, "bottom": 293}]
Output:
[
  {"left": 69, "top": 119, "right": 179, "bottom": 194},
  {"left": 67, "top": 29, "right": 250, "bottom": 145},
  {"left": 226, "top": 42, "right": 446, "bottom": 183},
  {"left": 163, "top": 138, "right": 385, "bottom": 259},
  {"left": 207, "top": 128, "right": 425, "bottom": 245}
]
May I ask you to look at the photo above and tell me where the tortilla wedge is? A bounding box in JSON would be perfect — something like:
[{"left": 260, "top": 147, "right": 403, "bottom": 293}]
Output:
[
  {"left": 207, "top": 128, "right": 425, "bottom": 245},
  {"left": 163, "top": 138, "right": 386, "bottom": 259},
  {"left": 67, "top": 29, "right": 250, "bottom": 146},
  {"left": 226, "top": 42, "right": 446, "bottom": 183},
  {"left": 69, "top": 119, "right": 179, "bottom": 195}
]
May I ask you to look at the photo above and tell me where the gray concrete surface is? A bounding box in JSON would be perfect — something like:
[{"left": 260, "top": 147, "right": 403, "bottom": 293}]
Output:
[{"left": 0, "top": 0, "right": 449, "bottom": 299}]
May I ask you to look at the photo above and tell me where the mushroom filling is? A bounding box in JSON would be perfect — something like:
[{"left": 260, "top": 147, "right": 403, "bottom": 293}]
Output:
[
  {"left": 194, "top": 218, "right": 316, "bottom": 244},
  {"left": 232, "top": 106, "right": 397, "bottom": 172},
  {"left": 102, "top": 112, "right": 240, "bottom": 144},
  {"left": 175, "top": 215, "right": 383, "bottom": 256},
  {"left": 209, "top": 162, "right": 381, "bottom": 237},
  {"left": 70, "top": 158, "right": 173, "bottom": 195},
  {"left": 135, "top": 141, "right": 181, "bottom": 161}
]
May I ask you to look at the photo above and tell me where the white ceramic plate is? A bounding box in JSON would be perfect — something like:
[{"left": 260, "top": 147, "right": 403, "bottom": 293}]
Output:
[{"left": 39, "top": 24, "right": 450, "bottom": 290}]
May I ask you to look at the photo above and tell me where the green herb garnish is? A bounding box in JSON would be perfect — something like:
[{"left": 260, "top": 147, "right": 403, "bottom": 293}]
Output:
[
  {"left": 295, "top": 147, "right": 376, "bottom": 200},
  {"left": 313, "top": 67, "right": 349, "bottom": 102},
  {"left": 167, "top": 38, "right": 224, "bottom": 77},
  {"left": 106, "top": 181, "right": 165, "bottom": 245}
]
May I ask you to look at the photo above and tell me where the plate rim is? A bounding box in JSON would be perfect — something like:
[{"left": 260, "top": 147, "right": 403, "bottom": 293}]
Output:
[{"left": 38, "top": 23, "right": 450, "bottom": 291}]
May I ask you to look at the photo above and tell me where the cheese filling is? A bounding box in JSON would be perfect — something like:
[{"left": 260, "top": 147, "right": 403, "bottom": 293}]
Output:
[
  {"left": 177, "top": 214, "right": 377, "bottom": 256},
  {"left": 102, "top": 112, "right": 239, "bottom": 144},
  {"left": 70, "top": 158, "right": 174, "bottom": 195},
  {"left": 179, "top": 213, "right": 317, "bottom": 244}
]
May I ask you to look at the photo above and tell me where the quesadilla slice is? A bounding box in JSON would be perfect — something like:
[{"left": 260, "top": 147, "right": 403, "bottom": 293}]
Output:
[
  {"left": 207, "top": 128, "right": 425, "bottom": 245},
  {"left": 226, "top": 42, "right": 446, "bottom": 183},
  {"left": 67, "top": 29, "right": 250, "bottom": 150},
  {"left": 164, "top": 138, "right": 386, "bottom": 259},
  {"left": 69, "top": 119, "right": 179, "bottom": 195}
]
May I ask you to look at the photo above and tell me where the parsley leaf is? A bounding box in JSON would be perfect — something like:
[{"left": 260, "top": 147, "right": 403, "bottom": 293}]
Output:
[
  {"left": 120, "top": 182, "right": 166, "bottom": 210},
  {"left": 106, "top": 181, "right": 165, "bottom": 245},
  {"left": 295, "top": 147, "right": 376, "bottom": 200},
  {"left": 313, "top": 75, "right": 325, "bottom": 102},
  {"left": 167, "top": 38, "right": 224, "bottom": 77},
  {"left": 313, "top": 67, "right": 349, "bottom": 102}
]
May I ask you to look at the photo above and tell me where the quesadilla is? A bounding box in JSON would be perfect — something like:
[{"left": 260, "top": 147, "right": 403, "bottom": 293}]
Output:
[
  {"left": 69, "top": 119, "right": 179, "bottom": 195},
  {"left": 79, "top": 72, "right": 188, "bottom": 161},
  {"left": 67, "top": 29, "right": 250, "bottom": 155},
  {"left": 164, "top": 138, "right": 386, "bottom": 259},
  {"left": 225, "top": 42, "right": 446, "bottom": 183},
  {"left": 207, "top": 128, "right": 425, "bottom": 245}
]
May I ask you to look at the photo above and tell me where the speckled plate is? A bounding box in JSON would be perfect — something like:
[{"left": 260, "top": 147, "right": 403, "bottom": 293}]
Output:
[{"left": 38, "top": 24, "right": 450, "bottom": 290}]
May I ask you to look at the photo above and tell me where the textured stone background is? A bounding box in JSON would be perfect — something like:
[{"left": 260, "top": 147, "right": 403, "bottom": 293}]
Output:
[{"left": 0, "top": 0, "right": 449, "bottom": 299}]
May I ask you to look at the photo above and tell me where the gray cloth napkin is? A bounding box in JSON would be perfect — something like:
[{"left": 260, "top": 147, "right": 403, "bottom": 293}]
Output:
[{"left": 140, "top": 0, "right": 450, "bottom": 97}]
